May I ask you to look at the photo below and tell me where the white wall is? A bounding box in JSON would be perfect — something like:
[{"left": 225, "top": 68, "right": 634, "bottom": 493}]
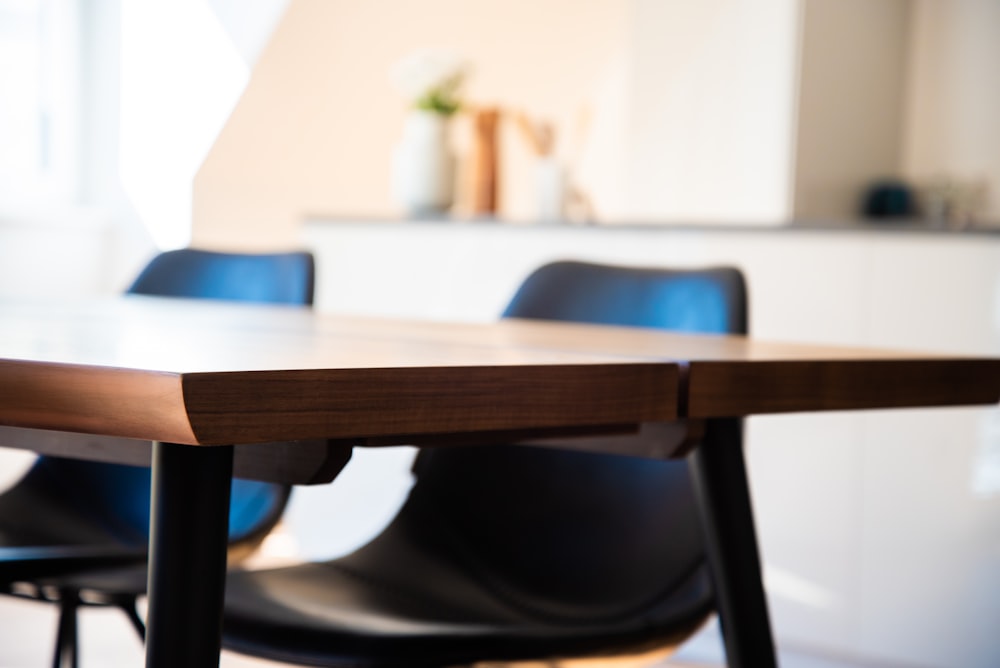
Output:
[
  {"left": 791, "top": 0, "right": 911, "bottom": 220},
  {"left": 624, "top": 0, "right": 800, "bottom": 224},
  {"left": 903, "top": 0, "right": 1000, "bottom": 224},
  {"left": 789, "top": 0, "right": 1000, "bottom": 225}
]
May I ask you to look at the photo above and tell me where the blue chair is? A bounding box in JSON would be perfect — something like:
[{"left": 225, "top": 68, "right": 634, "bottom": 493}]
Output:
[
  {"left": 0, "top": 248, "right": 315, "bottom": 667},
  {"left": 222, "top": 260, "right": 747, "bottom": 667},
  {"left": 128, "top": 248, "right": 314, "bottom": 305}
]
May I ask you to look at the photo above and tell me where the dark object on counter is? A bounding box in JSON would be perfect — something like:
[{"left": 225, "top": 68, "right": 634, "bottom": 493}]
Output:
[{"left": 863, "top": 181, "right": 914, "bottom": 218}]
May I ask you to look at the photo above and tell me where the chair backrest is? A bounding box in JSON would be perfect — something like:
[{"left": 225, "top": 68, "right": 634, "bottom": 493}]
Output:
[
  {"left": 127, "top": 248, "right": 315, "bottom": 305},
  {"left": 410, "top": 261, "right": 747, "bottom": 620},
  {"left": 26, "top": 249, "right": 316, "bottom": 548}
]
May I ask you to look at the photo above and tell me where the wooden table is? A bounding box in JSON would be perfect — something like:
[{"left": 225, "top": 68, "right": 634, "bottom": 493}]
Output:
[{"left": 2, "top": 296, "right": 998, "bottom": 668}]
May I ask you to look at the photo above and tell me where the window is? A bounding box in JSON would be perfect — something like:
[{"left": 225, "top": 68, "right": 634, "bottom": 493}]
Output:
[{"left": 0, "top": 0, "right": 80, "bottom": 206}]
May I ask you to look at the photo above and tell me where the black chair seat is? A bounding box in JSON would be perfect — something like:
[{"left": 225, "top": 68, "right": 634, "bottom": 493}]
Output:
[
  {"left": 0, "top": 458, "right": 149, "bottom": 584},
  {"left": 0, "top": 457, "right": 125, "bottom": 538},
  {"left": 225, "top": 477, "right": 713, "bottom": 667}
]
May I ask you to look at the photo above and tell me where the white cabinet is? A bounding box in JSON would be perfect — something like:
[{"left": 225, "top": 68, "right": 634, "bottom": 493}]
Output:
[{"left": 303, "top": 220, "right": 1000, "bottom": 667}]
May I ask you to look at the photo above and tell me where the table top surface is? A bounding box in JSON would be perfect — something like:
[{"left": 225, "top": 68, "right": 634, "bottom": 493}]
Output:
[{"left": 1, "top": 295, "right": 998, "bottom": 445}]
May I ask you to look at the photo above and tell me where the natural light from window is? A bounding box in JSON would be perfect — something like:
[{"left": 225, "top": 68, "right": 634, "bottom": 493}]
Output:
[
  {"left": 0, "top": 0, "right": 79, "bottom": 206},
  {"left": 119, "top": 1, "right": 248, "bottom": 249}
]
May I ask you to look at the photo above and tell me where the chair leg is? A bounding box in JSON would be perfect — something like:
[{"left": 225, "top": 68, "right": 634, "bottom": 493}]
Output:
[
  {"left": 116, "top": 595, "right": 146, "bottom": 642},
  {"left": 52, "top": 590, "right": 79, "bottom": 668}
]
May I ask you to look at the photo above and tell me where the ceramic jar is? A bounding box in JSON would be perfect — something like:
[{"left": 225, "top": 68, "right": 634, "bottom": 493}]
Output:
[{"left": 391, "top": 111, "right": 455, "bottom": 216}]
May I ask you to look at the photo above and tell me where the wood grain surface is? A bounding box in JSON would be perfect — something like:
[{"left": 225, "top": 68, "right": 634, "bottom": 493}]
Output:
[
  {"left": 1, "top": 297, "right": 997, "bottom": 449},
  {"left": 0, "top": 297, "right": 678, "bottom": 445}
]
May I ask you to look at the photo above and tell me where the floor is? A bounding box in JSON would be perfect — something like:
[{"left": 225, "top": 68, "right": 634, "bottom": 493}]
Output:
[{"left": 0, "top": 594, "right": 910, "bottom": 668}]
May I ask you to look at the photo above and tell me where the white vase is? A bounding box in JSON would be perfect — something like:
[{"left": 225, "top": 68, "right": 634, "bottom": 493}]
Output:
[{"left": 391, "top": 111, "right": 455, "bottom": 217}]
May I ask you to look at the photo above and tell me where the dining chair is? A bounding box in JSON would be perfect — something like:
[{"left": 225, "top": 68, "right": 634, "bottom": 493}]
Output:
[
  {"left": 0, "top": 248, "right": 315, "bottom": 668},
  {"left": 222, "top": 260, "right": 748, "bottom": 667}
]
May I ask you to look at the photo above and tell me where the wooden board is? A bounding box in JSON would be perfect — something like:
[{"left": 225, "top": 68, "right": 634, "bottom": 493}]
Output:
[
  {"left": 0, "top": 297, "right": 678, "bottom": 445},
  {"left": 1, "top": 297, "right": 997, "bottom": 446}
]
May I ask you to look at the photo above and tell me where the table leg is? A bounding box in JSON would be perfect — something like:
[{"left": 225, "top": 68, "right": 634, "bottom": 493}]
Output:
[
  {"left": 687, "top": 418, "right": 777, "bottom": 668},
  {"left": 145, "top": 442, "right": 233, "bottom": 668}
]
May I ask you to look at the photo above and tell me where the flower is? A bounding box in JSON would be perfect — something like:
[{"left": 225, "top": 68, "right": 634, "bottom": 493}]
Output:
[{"left": 390, "top": 48, "right": 469, "bottom": 116}]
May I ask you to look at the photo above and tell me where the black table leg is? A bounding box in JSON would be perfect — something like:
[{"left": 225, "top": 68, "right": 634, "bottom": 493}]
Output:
[
  {"left": 687, "top": 418, "right": 777, "bottom": 668},
  {"left": 145, "top": 442, "right": 233, "bottom": 668}
]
